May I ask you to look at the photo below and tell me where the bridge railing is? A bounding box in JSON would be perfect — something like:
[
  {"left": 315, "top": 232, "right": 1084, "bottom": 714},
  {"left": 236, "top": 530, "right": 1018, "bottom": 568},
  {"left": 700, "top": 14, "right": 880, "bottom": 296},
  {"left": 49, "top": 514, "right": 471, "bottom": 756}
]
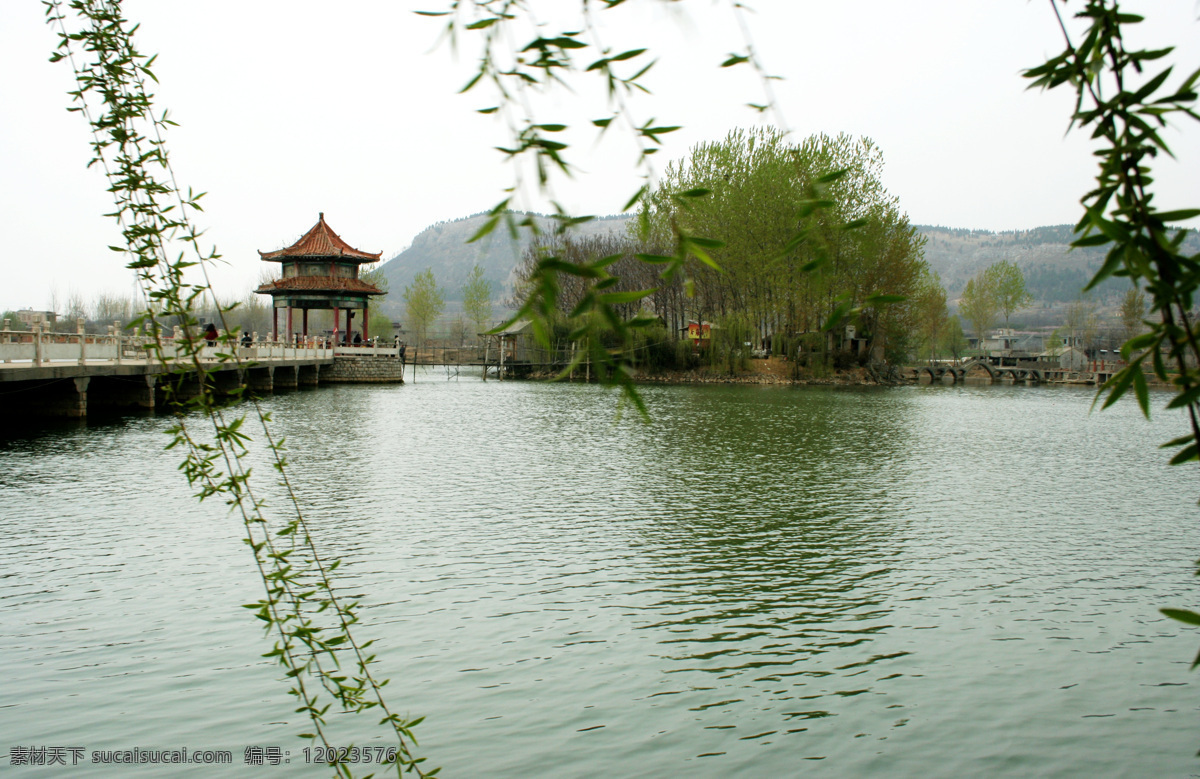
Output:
[
  {"left": 333, "top": 343, "right": 402, "bottom": 358},
  {"left": 0, "top": 326, "right": 335, "bottom": 367}
]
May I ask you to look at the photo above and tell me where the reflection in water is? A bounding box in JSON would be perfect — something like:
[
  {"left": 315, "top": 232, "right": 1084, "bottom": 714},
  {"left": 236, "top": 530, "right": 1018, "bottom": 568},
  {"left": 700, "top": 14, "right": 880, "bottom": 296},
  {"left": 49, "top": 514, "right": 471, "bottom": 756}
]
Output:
[{"left": 2, "top": 380, "right": 1200, "bottom": 776}]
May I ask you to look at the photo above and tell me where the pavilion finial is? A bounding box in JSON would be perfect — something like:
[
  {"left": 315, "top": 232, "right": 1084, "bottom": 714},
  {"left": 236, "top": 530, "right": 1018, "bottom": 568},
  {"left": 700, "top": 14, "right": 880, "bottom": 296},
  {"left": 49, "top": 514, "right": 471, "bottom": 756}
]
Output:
[{"left": 319, "top": 211, "right": 325, "bottom": 221}]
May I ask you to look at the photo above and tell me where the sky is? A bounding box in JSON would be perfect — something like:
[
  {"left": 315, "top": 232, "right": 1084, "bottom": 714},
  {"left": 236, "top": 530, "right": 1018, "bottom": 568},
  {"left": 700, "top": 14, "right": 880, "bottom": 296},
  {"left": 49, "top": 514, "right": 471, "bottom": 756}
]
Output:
[{"left": 1, "top": 0, "right": 1198, "bottom": 314}]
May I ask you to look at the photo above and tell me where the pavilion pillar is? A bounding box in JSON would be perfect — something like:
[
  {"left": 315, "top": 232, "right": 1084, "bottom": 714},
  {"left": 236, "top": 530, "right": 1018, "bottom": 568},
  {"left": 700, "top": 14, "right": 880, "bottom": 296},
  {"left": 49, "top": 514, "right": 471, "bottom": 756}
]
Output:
[
  {"left": 332, "top": 305, "right": 340, "bottom": 346},
  {"left": 345, "top": 309, "right": 352, "bottom": 344},
  {"left": 286, "top": 306, "right": 293, "bottom": 342},
  {"left": 302, "top": 309, "right": 309, "bottom": 338},
  {"left": 272, "top": 307, "right": 278, "bottom": 341},
  {"left": 363, "top": 300, "right": 370, "bottom": 341}
]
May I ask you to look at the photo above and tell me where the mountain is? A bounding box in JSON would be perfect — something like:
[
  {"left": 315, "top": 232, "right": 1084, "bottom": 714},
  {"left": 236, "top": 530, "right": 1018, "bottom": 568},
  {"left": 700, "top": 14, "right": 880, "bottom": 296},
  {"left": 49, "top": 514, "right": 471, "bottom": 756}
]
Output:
[
  {"left": 375, "top": 212, "right": 633, "bottom": 315},
  {"left": 376, "top": 214, "right": 1195, "bottom": 316}
]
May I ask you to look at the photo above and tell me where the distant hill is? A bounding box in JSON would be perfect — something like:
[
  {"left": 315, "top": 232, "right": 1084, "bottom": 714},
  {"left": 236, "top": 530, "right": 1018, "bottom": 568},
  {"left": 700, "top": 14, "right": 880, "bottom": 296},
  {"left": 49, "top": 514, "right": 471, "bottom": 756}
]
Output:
[
  {"left": 376, "top": 213, "right": 1194, "bottom": 317},
  {"left": 376, "top": 212, "right": 633, "bottom": 315}
]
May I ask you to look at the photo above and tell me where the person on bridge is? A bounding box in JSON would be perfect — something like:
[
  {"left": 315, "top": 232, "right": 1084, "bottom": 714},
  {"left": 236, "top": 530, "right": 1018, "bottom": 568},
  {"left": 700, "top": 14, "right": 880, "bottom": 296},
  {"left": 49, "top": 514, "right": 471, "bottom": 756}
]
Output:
[{"left": 203, "top": 323, "right": 218, "bottom": 348}]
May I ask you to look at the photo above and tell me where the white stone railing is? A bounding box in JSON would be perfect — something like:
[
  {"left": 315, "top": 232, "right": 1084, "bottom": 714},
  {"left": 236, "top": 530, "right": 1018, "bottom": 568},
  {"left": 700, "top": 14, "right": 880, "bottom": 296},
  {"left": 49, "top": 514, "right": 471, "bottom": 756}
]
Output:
[
  {"left": 0, "top": 324, "right": 335, "bottom": 367},
  {"left": 332, "top": 343, "right": 402, "bottom": 358}
]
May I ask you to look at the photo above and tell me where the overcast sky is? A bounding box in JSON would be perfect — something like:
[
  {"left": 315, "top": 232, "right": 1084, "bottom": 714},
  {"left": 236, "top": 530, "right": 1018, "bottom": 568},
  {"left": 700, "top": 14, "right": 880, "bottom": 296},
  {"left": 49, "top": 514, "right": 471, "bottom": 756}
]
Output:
[{"left": 1, "top": 1, "right": 1197, "bottom": 314}]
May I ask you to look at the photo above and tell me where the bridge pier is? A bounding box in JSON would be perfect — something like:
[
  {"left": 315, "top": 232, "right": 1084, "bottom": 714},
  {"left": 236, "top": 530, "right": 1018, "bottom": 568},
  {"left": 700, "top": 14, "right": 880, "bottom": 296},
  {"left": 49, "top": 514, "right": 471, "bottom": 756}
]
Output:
[
  {"left": 67, "top": 377, "right": 89, "bottom": 417},
  {"left": 212, "top": 370, "right": 243, "bottom": 399},
  {"left": 298, "top": 363, "right": 320, "bottom": 387},
  {"left": 274, "top": 365, "right": 299, "bottom": 390},
  {"left": 245, "top": 366, "right": 274, "bottom": 395},
  {"left": 24, "top": 376, "right": 91, "bottom": 418},
  {"left": 86, "top": 374, "right": 157, "bottom": 411},
  {"left": 941, "top": 373, "right": 956, "bottom": 385}
]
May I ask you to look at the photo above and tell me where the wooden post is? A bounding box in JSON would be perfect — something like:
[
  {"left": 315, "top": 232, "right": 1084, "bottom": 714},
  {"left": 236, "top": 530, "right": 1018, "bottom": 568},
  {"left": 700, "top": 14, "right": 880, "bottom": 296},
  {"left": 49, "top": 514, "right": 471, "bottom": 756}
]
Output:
[
  {"left": 302, "top": 308, "right": 308, "bottom": 337},
  {"left": 286, "top": 306, "right": 293, "bottom": 342},
  {"left": 332, "top": 305, "right": 340, "bottom": 346},
  {"left": 363, "top": 301, "right": 369, "bottom": 341},
  {"left": 272, "top": 307, "right": 278, "bottom": 341},
  {"left": 482, "top": 335, "right": 489, "bottom": 381},
  {"left": 345, "top": 309, "right": 352, "bottom": 344},
  {"left": 499, "top": 335, "right": 505, "bottom": 380}
]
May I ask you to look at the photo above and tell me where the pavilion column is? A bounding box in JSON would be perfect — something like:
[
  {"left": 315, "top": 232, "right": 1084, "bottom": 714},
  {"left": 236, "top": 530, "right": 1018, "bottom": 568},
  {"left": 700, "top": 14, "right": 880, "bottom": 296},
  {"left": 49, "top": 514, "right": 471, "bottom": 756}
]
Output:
[
  {"left": 302, "top": 309, "right": 308, "bottom": 338},
  {"left": 272, "top": 306, "right": 278, "bottom": 341},
  {"left": 332, "top": 306, "right": 340, "bottom": 346},
  {"left": 345, "top": 308, "right": 352, "bottom": 344},
  {"left": 286, "top": 306, "right": 293, "bottom": 342},
  {"left": 363, "top": 300, "right": 369, "bottom": 341}
]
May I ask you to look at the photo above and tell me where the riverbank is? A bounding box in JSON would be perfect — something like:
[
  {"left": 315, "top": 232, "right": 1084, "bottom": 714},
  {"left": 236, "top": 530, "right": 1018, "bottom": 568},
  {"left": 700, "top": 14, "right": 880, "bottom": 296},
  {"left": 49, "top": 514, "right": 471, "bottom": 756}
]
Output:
[{"left": 633, "top": 355, "right": 907, "bottom": 387}]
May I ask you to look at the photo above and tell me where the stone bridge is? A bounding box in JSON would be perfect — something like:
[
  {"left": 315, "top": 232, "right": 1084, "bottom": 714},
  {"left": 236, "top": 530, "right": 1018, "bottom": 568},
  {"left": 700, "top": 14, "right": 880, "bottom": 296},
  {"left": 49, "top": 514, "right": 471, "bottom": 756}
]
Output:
[
  {"left": 1, "top": 327, "right": 404, "bottom": 419},
  {"left": 911, "top": 359, "right": 1053, "bottom": 385}
]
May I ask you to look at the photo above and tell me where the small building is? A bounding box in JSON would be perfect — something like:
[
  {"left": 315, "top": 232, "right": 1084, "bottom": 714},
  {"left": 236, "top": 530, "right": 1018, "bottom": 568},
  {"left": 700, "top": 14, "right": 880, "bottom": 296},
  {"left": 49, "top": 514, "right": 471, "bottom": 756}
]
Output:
[
  {"left": 682, "top": 320, "right": 712, "bottom": 347},
  {"left": 496, "top": 319, "right": 533, "bottom": 364},
  {"left": 15, "top": 309, "right": 57, "bottom": 328},
  {"left": 1044, "top": 345, "right": 1088, "bottom": 370},
  {"left": 255, "top": 213, "right": 384, "bottom": 343}
]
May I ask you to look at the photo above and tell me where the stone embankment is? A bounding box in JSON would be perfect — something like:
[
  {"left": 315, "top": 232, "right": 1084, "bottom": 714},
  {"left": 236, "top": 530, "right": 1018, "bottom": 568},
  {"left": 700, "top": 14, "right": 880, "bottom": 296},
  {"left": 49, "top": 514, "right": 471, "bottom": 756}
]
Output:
[{"left": 323, "top": 354, "right": 406, "bottom": 383}]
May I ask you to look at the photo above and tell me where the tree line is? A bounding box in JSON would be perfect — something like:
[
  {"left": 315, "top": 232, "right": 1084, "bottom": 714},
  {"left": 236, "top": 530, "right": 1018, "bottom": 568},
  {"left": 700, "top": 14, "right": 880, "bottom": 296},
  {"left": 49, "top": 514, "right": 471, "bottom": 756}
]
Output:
[{"left": 512, "top": 127, "right": 935, "bottom": 370}]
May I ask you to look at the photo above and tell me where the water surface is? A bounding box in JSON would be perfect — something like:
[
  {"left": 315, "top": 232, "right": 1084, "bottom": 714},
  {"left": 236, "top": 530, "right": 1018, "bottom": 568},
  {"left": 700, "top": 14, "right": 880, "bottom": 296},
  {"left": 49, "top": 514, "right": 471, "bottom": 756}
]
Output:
[{"left": 2, "top": 378, "right": 1199, "bottom": 776}]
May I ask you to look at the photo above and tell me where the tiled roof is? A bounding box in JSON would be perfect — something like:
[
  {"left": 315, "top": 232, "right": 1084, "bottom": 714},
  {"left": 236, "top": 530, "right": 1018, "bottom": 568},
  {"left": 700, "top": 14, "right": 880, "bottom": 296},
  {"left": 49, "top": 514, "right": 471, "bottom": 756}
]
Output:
[
  {"left": 259, "top": 213, "right": 382, "bottom": 261},
  {"left": 255, "top": 276, "right": 384, "bottom": 296}
]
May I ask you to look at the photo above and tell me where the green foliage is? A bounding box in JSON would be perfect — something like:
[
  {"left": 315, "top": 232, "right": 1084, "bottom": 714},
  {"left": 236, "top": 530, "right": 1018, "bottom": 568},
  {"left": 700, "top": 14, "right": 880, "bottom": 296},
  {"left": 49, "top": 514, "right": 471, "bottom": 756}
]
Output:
[
  {"left": 1, "top": 311, "right": 28, "bottom": 331},
  {"left": 1063, "top": 296, "right": 1100, "bottom": 354},
  {"left": 640, "top": 127, "right": 927, "bottom": 362},
  {"left": 403, "top": 268, "right": 446, "bottom": 345},
  {"left": 461, "top": 264, "right": 493, "bottom": 338},
  {"left": 941, "top": 315, "right": 967, "bottom": 361},
  {"left": 959, "top": 259, "right": 1031, "bottom": 346},
  {"left": 1026, "top": 0, "right": 1200, "bottom": 679},
  {"left": 361, "top": 265, "right": 390, "bottom": 297},
  {"left": 1120, "top": 286, "right": 1147, "bottom": 344},
  {"left": 1025, "top": 0, "right": 1200, "bottom": 462},
  {"left": 911, "top": 270, "right": 949, "bottom": 362},
  {"left": 988, "top": 259, "right": 1033, "bottom": 327},
  {"left": 958, "top": 272, "right": 998, "bottom": 348},
  {"left": 45, "top": 1, "right": 430, "bottom": 774}
]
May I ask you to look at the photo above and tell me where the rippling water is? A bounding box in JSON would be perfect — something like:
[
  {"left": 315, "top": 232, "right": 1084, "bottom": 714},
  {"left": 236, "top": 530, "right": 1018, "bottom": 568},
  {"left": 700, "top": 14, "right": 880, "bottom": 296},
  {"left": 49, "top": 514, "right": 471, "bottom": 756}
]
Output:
[{"left": 3, "top": 377, "right": 1200, "bottom": 776}]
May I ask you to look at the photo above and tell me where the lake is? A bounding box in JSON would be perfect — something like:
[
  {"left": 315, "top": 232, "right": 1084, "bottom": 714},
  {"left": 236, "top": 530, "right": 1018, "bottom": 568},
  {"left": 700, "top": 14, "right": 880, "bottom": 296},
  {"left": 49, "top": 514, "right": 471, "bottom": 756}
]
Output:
[{"left": 3, "top": 375, "right": 1199, "bottom": 776}]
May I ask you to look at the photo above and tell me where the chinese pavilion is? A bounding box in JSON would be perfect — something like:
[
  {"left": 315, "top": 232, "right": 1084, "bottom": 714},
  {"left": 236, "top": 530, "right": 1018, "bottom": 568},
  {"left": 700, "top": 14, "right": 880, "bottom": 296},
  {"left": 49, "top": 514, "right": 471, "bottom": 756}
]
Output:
[{"left": 256, "top": 213, "right": 384, "bottom": 344}]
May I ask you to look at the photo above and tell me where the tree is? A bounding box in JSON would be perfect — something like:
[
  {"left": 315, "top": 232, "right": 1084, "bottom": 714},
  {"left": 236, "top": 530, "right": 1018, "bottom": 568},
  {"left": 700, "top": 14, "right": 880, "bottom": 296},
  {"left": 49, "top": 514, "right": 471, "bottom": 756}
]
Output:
[
  {"left": 1120, "top": 287, "right": 1146, "bottom": 346},
  {"left": 912, "top": 270, "right": 949, "bottom": 363},
  {"left": 958, "top": 272, "right": 998, "bottom": 354},
  {"left": 403, "top": 267, "right": 445, "bottom": 346},
  {"left": 640, "top": 127, "right": 928, "bottom": 361},
  {"left": 1064, "top": 297, "right": 1099, "bottom": 357},
  {"left": 942, "top": 315, "right": 967, "bottom": 361},
  {"left": 987, "top": 259, "right": 1033, "bottom": 328},
  {"left": 1, "top": 310, "right": 27, "bottom": 331},
  {"left": 361, "top": 264, "right": 389, "bottom": 297},
  {"left": 461, "top": 264, "right": 494, "bottom": 340},
  {"left": 1027, "top": 0, "right": 1200, "bottom": 470}
]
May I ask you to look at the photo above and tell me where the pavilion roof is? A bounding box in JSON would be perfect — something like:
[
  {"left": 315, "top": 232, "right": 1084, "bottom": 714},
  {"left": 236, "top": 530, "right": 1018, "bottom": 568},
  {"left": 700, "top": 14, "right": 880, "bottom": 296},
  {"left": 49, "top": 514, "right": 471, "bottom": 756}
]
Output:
[
  {"left": 255, "top": 276, "right": 385, "bottom": 296},
  {"left": 259, "top": 213, "right": 382, "bottom": 262}
]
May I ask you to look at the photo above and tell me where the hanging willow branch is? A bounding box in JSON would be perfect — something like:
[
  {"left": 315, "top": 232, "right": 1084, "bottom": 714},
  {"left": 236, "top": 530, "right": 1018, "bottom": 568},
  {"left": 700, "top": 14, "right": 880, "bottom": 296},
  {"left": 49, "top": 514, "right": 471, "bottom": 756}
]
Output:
[
  {"left": 422, "top": 1, "right": 859, "bottom": 412},
  {"left": 43, "top": 1, "right": 433, "bottom": 775}
]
